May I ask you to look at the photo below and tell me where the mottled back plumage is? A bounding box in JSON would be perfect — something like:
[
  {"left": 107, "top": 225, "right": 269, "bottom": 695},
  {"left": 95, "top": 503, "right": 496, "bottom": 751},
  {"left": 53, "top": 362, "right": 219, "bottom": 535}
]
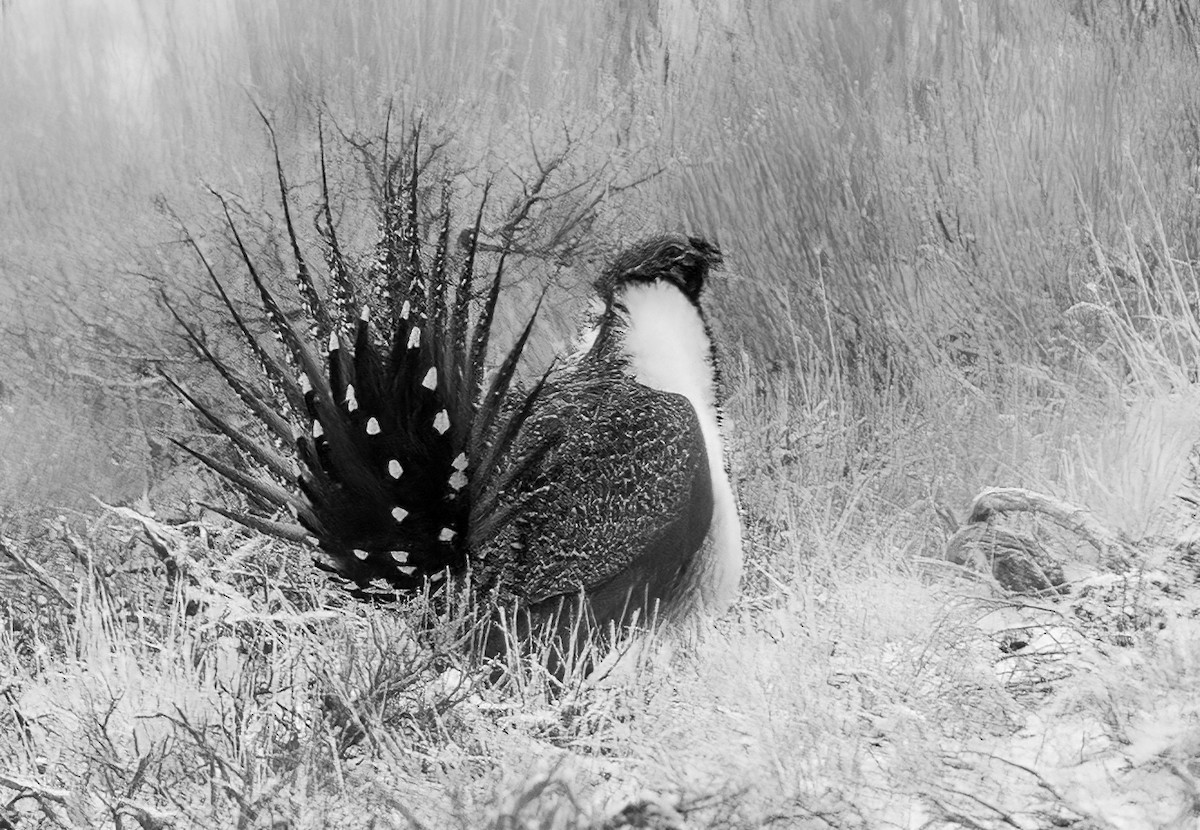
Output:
[{"left": 481, "top": 370, "right": 713, "bottom": 611}]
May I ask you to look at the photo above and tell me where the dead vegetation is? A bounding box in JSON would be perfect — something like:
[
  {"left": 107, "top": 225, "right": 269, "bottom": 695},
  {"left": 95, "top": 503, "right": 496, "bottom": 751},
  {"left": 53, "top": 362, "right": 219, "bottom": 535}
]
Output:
[{"left": 6, "top": 1, "right": 1200, "bottom": 827}]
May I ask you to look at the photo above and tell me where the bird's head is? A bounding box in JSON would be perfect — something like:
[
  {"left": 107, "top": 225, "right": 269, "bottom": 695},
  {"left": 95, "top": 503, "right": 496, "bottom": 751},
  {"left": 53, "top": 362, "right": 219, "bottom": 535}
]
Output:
[{"left": 596, "top": 234, "right": 723, "bottom": 305}]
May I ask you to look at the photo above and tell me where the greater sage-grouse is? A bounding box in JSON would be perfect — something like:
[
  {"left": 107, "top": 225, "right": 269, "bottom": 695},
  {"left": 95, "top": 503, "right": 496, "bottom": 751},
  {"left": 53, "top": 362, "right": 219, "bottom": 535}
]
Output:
[{"left": 167, "top": 136, "right": 743, "bottom": 648}]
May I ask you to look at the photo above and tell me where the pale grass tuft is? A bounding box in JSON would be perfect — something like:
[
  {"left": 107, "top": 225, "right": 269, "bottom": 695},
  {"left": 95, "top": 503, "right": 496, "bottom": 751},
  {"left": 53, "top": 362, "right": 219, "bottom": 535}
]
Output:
[{"left": 1058, "top": 388, "right": 1200, "bottom": 540}]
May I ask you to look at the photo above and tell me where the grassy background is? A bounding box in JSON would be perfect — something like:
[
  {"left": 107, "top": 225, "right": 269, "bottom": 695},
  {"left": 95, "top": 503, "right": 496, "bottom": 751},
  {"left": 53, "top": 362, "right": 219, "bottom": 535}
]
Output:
[{"left": 4, "top": 0, "right": 1200, "bottom": 826}]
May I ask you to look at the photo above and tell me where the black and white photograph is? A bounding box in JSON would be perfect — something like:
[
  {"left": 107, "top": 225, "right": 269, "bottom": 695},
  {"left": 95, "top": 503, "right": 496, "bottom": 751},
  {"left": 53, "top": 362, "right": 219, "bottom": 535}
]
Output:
[{"left": 3, "top": 1, "right": 1200, "bottom": 826}]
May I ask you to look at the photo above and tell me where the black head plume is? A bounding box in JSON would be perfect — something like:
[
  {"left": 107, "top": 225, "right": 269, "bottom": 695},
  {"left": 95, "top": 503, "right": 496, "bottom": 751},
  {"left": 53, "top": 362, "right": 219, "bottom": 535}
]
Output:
[{"left": 595, "top": 234, "right": 723, "bottom": 305}]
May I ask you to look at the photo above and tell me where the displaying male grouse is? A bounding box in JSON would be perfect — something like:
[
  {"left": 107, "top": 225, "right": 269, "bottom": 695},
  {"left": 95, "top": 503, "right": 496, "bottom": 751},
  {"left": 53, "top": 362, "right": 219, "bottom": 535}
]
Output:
[{"left": 167, "top": 134, "right": 742, "bottom": 648}]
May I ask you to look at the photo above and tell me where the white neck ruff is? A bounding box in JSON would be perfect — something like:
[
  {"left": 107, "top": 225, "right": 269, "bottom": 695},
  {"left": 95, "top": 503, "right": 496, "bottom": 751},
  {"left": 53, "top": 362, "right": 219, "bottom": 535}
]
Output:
[{"left": 614, "top": 281, "right": 743, "bottom": 615}]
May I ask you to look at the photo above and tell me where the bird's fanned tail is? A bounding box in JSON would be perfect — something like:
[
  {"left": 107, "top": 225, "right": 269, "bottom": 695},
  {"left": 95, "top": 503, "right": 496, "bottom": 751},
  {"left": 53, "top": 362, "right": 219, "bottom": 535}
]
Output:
[{"left": 166, "top": 126, "right": 546, "bottom": 600}]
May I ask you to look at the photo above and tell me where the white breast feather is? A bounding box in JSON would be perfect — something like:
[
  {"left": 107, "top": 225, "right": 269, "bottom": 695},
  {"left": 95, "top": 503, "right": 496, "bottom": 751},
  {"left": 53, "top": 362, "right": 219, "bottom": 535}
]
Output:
[{"left": 616, "top": 282, "right": 743, "bottom": 614}]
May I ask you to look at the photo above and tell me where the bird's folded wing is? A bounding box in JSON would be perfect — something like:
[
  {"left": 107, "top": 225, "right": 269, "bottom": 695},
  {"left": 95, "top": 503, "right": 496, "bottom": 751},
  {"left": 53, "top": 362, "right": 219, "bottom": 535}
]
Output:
[{"left": 479, "top": 376, "right": 714, "bottom": 611}]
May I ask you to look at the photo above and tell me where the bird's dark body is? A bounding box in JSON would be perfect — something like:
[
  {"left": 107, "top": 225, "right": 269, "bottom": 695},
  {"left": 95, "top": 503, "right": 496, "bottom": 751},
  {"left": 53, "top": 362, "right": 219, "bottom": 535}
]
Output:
[
  {"left": 482, "top": 371, "right": 714, "bottom": 615},
  {"left": 167, "top": 129, "right": 738, "bottom": 655}
]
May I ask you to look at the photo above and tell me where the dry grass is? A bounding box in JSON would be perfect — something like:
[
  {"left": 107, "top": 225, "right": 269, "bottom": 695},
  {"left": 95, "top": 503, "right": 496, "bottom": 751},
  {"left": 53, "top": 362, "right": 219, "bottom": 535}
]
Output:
[{"left": 5, "top": 0, "right": 1200, "bottom": 826}]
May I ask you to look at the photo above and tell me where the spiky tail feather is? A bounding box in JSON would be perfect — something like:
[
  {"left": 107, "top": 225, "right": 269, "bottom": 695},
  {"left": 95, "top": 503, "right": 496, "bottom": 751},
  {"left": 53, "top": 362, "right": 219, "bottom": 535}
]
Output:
[{"left": 169, "top": 123, "right": 546, "bottom": 601}]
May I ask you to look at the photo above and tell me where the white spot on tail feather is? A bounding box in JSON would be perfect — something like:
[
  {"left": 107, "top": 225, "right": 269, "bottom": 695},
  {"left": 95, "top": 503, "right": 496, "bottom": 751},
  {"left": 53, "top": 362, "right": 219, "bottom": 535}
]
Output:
[
  {"left": 422, "top": 368, "right": 438, "bottom": 390},
  {"left": 398, "top": 565, "right": 417, "bottom": 576},
  {"left": 433, "top": 410, "right": 450, "bottom": 434},
  {"left": 400, "top": 299, "right": 411, "bottom": 319},
  {"left": 360, "top": 304, "right": 370, "bottom": 321},
  {"left": 392, "top": 506, "right": 409, "bottom": 522},
  {"left": 439, "top": 527, "right": 456, "bottom": 542},
  {"left": 345, "top": 384, "right": 358, "bottom": 412},
  {"left": 449, "top": 470, "right": 467, "bottom": 491},
  {"left": 328, "top": 331, "right": 339, "bottom": 354},
  {"left": 452, "top": 453, "right": 468, "bottom": 471},
  {"left": 408, "top": 326, "right": 421, "bottom": 349},
  {"left": 352, "top": 548, "right": 369, "bottom": 560},
  {"left": 312, "top": 421, "right": 324, "bottom": 439},
  {"left": 391, "top": 550, "right": 409, "bottom": 563},
  {"left": 388, "top": 459, "right": 403, "bottom": 479},
  {"left": 366, "top": 417, "right": 381, "bottom": 435}
]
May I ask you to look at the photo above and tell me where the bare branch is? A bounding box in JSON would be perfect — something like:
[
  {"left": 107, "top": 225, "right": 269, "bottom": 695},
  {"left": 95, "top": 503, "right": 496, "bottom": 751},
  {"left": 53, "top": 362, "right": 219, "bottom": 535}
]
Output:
[{"left": 966, "top": 487, "right": 1135, "bottom": 569}]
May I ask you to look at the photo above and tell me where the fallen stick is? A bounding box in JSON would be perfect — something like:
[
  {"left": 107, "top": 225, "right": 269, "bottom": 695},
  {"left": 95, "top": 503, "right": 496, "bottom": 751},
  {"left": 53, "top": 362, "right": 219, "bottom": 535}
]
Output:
[{"left": 965, "top": 487, "right": 1134, "bottom": 571}]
